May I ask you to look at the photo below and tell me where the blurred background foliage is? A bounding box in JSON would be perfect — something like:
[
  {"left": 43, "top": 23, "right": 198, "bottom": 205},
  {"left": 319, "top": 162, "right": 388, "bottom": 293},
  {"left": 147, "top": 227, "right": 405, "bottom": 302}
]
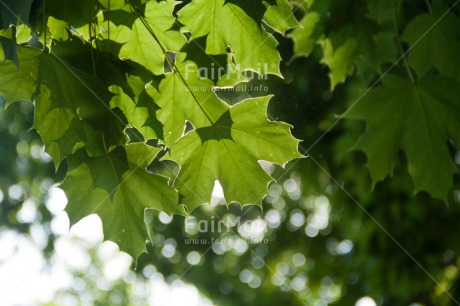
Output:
[{"left": 1, "top": 0, "right": 460, "bottom": 305}]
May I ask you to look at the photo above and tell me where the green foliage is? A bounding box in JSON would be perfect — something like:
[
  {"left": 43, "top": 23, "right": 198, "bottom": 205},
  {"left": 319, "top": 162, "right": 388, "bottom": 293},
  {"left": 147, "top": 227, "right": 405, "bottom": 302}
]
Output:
[
  {"left": 168, "top": 96, "right": 302, "bottom": 211},
  {"left": 117, "top": 0, "right": 186, "bottom": 75},
  {"left": 62, "top": 143, "right": 184, "bottom": 257},
  {"left": 346, "top": 74, "right": 460, "bottom": 201},
  {"left": 263, "top": 0, "right": 300, "bottom": 34},
  {"left": 0, "top": 0, "right": 33, "bottom": 63},
  {"left": 321, "top": 33, "right": 357, "bottom": 90},
  {"left": 0, "top": 0, "right": 302, "bottom": 259},
  {"left": 401, "top": 9, "right": 460, "bottom": 78},
  {"left": 177, "top": 0, "right": 282, "bottom": 77},
  {"left": 1, "top": 0, "right": 460, "bottom": 305},
  {"left": 154, "top": 54, "right": 228, "bottom": 145},
  {"left": 0, "top": 47, "right": 38, "bottom": 105},
  {"left": 1, "top": 46, "right": 113, "bottom": 166},
  {"left": 288, "top": 12, "right": 322, "bottom": 58},
  {"left": 287, "top": 0, "right": 460, "bottom": 201}
]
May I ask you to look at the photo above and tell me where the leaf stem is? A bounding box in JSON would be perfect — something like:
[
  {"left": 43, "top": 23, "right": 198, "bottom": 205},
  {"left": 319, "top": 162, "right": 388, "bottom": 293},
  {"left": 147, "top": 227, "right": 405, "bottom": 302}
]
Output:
[
  {"left": 89, "top": 0, "right": 97, "bottom": 77},
  {"left": 108, "top": 0, "right": 111, "bottom": 42},
  {"left": 393, "top": 4, "right": 415, "bottom": 84},
  {"left": 102, "top": 131, "right": 108, "bottom": 154},
  {"left": 425, "top": 0, "right": 433, "bottom": 14},
  {"left": 42, "top": 0, "right": 47, "bottom": 52}
]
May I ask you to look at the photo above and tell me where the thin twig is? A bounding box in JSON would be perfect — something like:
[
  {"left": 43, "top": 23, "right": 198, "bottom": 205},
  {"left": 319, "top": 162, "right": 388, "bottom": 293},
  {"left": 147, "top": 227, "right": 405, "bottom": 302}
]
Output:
[{"left": 393, "top": 3, "right": 415, "bottom": 83}]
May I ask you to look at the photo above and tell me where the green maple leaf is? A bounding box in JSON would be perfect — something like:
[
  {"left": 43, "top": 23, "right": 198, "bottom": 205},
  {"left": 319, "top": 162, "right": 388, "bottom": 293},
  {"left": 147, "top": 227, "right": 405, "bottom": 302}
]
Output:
[
  {"left": 167, "top": 96, "right": 303, "bottom": 211},
  {"left": 47, "top": 16, "right": 70, "bottom": 41},
  {"left": 0, "top": 46, "right": 112, "bottom": 166},
  {"left": 62, "top": 143, "right": 185, "bottom": 259},
  {"left": 320, "top": 32, "right": 357, "bottom": 90},
  {"left": 320, "top": 19, "right": 383, "bottom": 89},
  {"left": 118, "top": 0, "right": 186, "bottom": 75},
  {"left": 401, "top": 11, "right": 460, "bottom": 79},
  {"left": 288, "top": 12, "right": 323, "bottom": 58},
  {"left": 366, "top": 0, "right": 403, "bottom": 27},
  {"left": 35, "top": 53, "right": 114, "bottom": 166},
  {"left": 346, "top": 74, "right": 460, "bottom": 201},
  {"left": 177, "top": 0, "right": 281, "bottom": 76},
  {"left": 0, "top": 46, "right": 38, "bottom": 104},
  {"left": 263, "top": 0, "right": 299, "bottom": 35},
  {"left": 154, "top": 53, "right": 229, "bottom": 145}
]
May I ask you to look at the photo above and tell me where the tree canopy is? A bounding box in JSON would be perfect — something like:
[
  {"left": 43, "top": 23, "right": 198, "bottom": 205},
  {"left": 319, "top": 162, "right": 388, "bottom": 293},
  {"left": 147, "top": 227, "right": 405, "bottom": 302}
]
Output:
[{"left": 1, "top": 0, "right": 460, "bottom": 305}]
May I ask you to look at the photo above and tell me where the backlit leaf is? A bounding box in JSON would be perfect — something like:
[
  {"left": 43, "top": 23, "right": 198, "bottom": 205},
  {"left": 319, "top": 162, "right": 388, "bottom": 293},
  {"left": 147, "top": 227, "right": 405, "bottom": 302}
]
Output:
[
  {"left": 62, "top": 143, "right": 185, "bottom": 259},
  {"left": 167, "top": 96, "right": 303, "bottom": 211},
  {"left": 178, "top": 0, "right": 281, "bottom": 76}
]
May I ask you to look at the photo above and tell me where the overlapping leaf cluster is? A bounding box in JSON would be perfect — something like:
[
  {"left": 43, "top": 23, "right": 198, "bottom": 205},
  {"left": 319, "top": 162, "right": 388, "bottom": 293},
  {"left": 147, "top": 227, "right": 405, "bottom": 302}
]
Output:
[
  {"left": 1, "top": 0, "right": 459, "bottom": 259},
  {"left": 289, "top": 0, "right": 460, "bottom": 201},
  {"left": 0, "top": 0, "right": 302, "bottom": 258}
]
